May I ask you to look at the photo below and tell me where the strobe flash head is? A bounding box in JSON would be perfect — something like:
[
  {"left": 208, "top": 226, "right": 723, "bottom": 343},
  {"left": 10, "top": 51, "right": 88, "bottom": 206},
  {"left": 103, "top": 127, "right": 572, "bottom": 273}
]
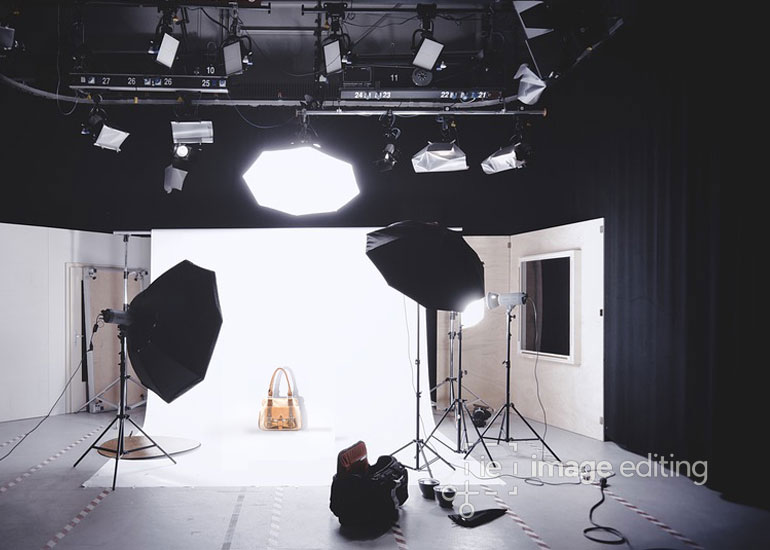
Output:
[
  {"left": 101, "top": 308, "right": 134, "bottom": 326},
  {"left": 486, "top": 292, "right": 527, "bottom": 310}
]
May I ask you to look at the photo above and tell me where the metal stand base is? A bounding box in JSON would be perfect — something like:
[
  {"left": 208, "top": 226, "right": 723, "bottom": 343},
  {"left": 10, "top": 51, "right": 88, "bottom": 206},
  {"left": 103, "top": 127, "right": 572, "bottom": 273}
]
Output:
[
  {"left": 73, "top": 412, "right": 177, "bottom": 490},
  {"left": 464, "top": 401, "right": 561, "bottom": 462},
  {"left": 426, "top": 397, "right": 494, "bottom": 462},
  {"left": 464, "top": 309, "right": 560, "bottom": 462},
  {"left": 73, "top": 320, "right": 175, "bottom": 490},
  {"left": 391, "top": 305, "right": 455, "bottom": 476}
]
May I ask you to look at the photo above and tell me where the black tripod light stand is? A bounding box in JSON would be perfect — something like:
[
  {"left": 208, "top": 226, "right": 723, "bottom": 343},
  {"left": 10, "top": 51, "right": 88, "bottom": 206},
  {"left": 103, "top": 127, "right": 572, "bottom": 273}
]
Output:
[
  {"left": 392, "top": 304, "right": 455, "bottom": 476},
  {"left": 464, "top": 294, "right": 560, "bottom": 462},
  {"left": 73, "top": 318, "right": 176, "bottom": 490},
  {"left": 425, "top": 311, "right": 493, "bottom": 462}
]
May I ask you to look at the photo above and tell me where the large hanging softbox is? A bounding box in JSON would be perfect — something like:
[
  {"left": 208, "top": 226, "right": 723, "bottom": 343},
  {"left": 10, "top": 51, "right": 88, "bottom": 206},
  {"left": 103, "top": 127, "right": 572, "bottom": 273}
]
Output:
[{"left": 125, "top": 260, "right": 223, "bottom": 403}]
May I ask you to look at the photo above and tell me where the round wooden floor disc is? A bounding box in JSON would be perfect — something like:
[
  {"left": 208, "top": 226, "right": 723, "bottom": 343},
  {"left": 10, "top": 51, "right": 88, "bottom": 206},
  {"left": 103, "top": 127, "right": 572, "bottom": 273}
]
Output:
[{"left": 96, "top": 435, "right": 201, "bottom": 459}]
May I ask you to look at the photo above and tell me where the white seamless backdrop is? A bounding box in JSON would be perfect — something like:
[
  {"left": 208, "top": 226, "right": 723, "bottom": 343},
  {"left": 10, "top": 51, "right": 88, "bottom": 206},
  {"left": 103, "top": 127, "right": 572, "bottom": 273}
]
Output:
[{"left": 85, "top": 228, "right": 494, "bottom": 487}]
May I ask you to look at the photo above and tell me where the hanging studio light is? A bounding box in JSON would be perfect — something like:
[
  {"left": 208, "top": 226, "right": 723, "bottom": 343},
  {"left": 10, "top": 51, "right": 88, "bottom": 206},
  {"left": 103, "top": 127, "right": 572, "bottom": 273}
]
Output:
[
  {"left": 412, "top": 142, "right": 469, "bottom": 173},
  {"left": 94, "top": 125, "right": 130, "bottom": 152},
  {"left": 242, "top": 145, "right": 359, "bottom": 216},
  {"left": 156, "top": 32, "right": 179, "bottom": 68},
  {"left": 171, "top": 121, "right": 214, "bottom": 145},
  {"left": 481, "top": 142, "right": 532, "bottom": 174},
  {"left": 164, "top": 164, "right": 188, "bottom": 193}
]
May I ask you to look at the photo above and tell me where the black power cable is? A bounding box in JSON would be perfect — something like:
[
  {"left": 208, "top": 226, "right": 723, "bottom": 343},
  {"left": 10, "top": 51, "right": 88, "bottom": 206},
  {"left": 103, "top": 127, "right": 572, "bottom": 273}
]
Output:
[
  {"left": 583, "top": 476, "right": 630, "bottom": 546},
  {"left": 0, "top": 319, "right": 101, "bottom": 462}
]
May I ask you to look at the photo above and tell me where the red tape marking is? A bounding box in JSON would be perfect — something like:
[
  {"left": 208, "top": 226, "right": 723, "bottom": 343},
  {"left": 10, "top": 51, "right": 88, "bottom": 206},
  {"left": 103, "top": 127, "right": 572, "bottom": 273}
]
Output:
[
  {"left": 391, "top": 523, "right": 408, "bottom": 550},
  {"left": 41, "top": 489, "right": 111, "bottom": 549},
  {"left": 604, "top": 487, "right": 704, "bottom": 550},
  {"left": 482, "top": 484, "right": 551, "bottom": 550},
  {"left": 0, "top": 426, "right": 103, "bottom": 495}
]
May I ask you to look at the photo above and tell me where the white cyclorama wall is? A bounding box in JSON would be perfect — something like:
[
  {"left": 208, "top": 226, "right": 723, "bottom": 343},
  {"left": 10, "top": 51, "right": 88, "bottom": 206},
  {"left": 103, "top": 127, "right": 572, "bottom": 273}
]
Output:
[
  {"left": 0, "top": 222, "right": 150, "bottom": 423},
  {"left": 85, "top": 227, "right": 475, "bottom": 487},
  {"left": 509, "top": 218, "right": 604, "bottom": 440}
]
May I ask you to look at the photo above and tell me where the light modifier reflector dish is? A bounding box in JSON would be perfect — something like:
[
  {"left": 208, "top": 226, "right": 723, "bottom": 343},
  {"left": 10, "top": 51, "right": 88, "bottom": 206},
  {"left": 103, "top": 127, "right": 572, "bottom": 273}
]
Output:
[
  {"left": 411, "top": 142, "right": 469, "bottom": 173},
  {"left": 481, "top": 143, "right": 527, "bottom": 174},
  {"left": 412, "top": 37, "right": 444, "bottom": 70},
  {"left": 223, "top": 40, "right": 243, "bottom": 75},
  {"left": 171, "top": 121, "right": 214, "bottom": 144},
  {"left": 242, "top": 145, "right": 359, "bottom": 216},
  {"left": 156, "top": 33, "right": 179, "bottom": 68},
  {"left": 94, "top": 124, "right": 129, "bottom": 152},
  {"left": 323, "top": 40, "right": 343, "bottom": 74}
]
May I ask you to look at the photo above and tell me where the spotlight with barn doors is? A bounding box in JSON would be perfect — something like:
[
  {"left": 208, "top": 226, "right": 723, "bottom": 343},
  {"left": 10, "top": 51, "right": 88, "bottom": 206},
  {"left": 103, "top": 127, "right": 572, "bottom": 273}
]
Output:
[
  {"left": 221, "top": 6, "right": 254, "bottom": 75},
  {"left": 242, "top": 111, "right": 359, "bottom": 216},
  {"left": 322, "top": 3, "right": 350, "bottom": 75},
  {"left": 149, "top": 7, "right": 187, "bottom": 68},
  {"left": 411, "top": 4, "right": 443, "bottom": 85},
  {"left": 81, "top": 99, "right": 129, "bottom": 153},
  {"left": 412, "top": 116, "right": 468, "bottom": 173},
  {"left": 164, "top": 120, "right": 213, "bottom": 193},
  {"left": 374, "top": 112, "right": 402, "bottom": 173},
  {"left": 481, "top": 118, "right": 533, "bottom": 175}
]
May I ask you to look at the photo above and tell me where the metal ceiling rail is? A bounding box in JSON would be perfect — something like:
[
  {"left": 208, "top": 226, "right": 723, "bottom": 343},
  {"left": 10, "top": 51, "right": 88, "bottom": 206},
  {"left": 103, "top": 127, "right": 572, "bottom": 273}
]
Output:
[{"left": 1, "top": 72, "right": 544, "bottom": 116}]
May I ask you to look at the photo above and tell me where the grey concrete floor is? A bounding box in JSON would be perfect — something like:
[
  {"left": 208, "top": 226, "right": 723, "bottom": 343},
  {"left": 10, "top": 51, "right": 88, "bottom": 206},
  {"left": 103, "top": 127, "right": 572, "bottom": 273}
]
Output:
[{"left": 0, "top": 408, "right": 768, "bottom": 550}]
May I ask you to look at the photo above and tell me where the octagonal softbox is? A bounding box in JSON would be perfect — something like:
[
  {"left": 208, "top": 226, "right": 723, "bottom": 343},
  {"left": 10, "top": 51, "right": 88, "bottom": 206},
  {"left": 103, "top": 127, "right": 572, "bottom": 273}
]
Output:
[{"left": 126, "top": 260, "right": 222, "bottom": 403}]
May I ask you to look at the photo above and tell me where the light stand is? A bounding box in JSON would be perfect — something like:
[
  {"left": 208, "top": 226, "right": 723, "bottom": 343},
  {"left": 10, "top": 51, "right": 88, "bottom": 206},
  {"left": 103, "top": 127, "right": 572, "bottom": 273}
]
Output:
[
  {"left": 424, "top": 312, "right": 493, "bottom": 462},
  {"left": 79, "top": 234, "right": 146, "bottom": 413},
  {"left": 464, "top": 301, "right": 560, "bottom": 461},
  {"left": 73, "top": 319, "right": 177, "bottom": 490},
  {"left": 392, "top": 304, "right": 455, "bottom": 475}
]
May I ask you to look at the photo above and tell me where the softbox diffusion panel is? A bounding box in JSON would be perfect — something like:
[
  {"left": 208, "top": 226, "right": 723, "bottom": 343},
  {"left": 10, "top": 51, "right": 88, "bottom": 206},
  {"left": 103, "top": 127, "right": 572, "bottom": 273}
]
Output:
[{"left": 127, "top": 260, "right": 222, "bottom": 403}]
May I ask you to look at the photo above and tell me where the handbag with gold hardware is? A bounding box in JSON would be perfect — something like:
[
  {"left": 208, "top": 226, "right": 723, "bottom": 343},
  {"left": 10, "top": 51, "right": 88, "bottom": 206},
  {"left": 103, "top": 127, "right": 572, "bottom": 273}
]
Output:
[{"left": 259, "top": 367, "right": 302, "bottom": 431}]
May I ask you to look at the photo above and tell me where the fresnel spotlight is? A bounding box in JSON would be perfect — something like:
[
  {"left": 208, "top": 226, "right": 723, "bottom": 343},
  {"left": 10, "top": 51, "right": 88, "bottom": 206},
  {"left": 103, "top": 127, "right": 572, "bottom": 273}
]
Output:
[
  {"left": 242, "top": 110, "right": 360, "bottom": 216},
  {"left": 412, "top": 116, "right": 468, "bottom": 173},
  {"left": 164, "top": 120, "right": 214, "bottom": 193},
  {"left": 81, "top": 97, "right": 129, "bottom": 153},
  {"left": 374, "top": 112, "right": 402, "bottom": 173}
]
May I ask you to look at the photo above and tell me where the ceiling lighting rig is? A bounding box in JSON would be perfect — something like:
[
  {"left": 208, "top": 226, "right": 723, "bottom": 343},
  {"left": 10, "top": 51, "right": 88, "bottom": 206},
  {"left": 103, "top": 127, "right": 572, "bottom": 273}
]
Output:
[
  {"left": 481, "top": 116, "right": 532, "bottom": 174},
  {"left": 242, "top": 109, "right": 360, "bottom": 216},
  {"left": 221, "top": 5, "right": 255, "bottom": 76},
  {"left": 412, "top": 116, "right": 468, "bottom": 173},
  {"left": 374, "top": 111, "right": 402, "bottom": 173},
  {"left": 80, "top": 96, "right": 129, "bottom": 153},
  {"left": 321, "top": 2, "right": 351, "bottom": 76}
]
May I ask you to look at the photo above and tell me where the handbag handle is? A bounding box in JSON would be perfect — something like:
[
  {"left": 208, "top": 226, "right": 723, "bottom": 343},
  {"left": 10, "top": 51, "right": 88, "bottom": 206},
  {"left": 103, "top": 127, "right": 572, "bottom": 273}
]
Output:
[{"left": 267, "top": 367, "right": 293, "bottom": 398}]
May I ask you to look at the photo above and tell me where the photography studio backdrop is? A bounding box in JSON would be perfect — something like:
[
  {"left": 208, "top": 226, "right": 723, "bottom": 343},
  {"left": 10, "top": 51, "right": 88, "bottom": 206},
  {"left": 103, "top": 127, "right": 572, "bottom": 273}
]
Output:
[{"left": 86, "top": 227, "right": 498, "bottom": 488}]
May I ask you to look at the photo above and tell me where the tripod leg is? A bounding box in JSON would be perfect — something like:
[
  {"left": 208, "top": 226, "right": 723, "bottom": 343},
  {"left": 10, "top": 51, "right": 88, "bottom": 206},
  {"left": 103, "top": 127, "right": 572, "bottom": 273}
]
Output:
[
  {"left": 421, "top": 441, "right": 456, "bottom": 471},
  {"left": 127, "top": 417, "right": 177, "bottom": 464},
  {"left": 464, "top": 404, "right": 506, "bottom": 459},
  {"left": 417, "top": 442, "right": 434, "bottom": 479},
  {"left": 424, "top": 401, "right": 454, "bottom": 446},
  {"left": 511, "top": 404, "right": 560, "bottom": 462},
  {"left": 73, "top": 415, "right": 119, "bottom": 468},
  {"left": 462, "top": 402, "right": 493, "bottom": 463},
  {"left": 112, "top": 416, "right": 124, "bottom": 491}
]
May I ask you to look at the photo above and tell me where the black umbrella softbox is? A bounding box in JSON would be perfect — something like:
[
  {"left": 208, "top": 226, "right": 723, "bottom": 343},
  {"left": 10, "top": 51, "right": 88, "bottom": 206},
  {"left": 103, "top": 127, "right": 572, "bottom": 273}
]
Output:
[
  {"left": 127, "top": 260, "right": 223, "bottom": 403},
  {"left": 365, "top": 221, "right": 484, "bottom": 312}
]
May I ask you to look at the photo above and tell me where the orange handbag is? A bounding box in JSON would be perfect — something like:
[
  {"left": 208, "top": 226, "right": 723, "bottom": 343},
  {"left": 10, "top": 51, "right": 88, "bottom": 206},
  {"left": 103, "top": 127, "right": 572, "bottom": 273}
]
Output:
[{"left": 259, "top": 367, "right": 302, "bottom": 431}]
